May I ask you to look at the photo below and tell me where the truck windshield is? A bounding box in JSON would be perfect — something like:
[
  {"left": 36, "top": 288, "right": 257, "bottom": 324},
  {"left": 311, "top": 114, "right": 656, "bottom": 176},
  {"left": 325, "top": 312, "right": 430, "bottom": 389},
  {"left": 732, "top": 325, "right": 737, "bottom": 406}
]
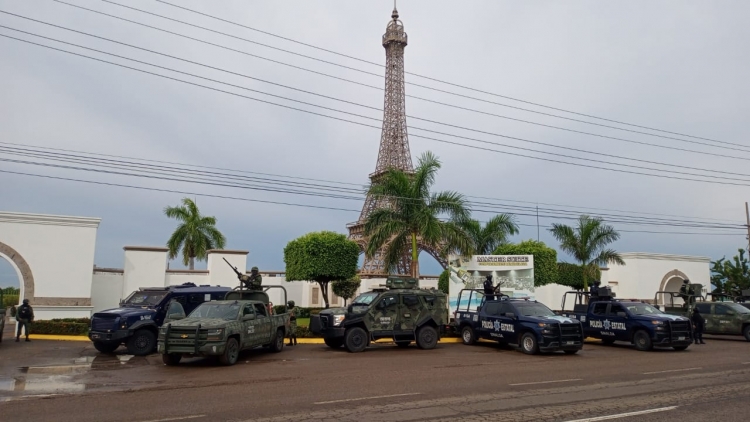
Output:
[
  {"left": 625, "top": 304, "right": 663, "bottom": 315},
  {"left": 123, "top": 291, "right": 168, "bottom": 306},
  {"left": 188, "top": 303, "right": 240, "bottom": 320},
  {"left": 514, "top": 302, "right": 555, "bottom": 317},
  {"left": 351, "top": 292, "right": 379, "bottom": 305}
]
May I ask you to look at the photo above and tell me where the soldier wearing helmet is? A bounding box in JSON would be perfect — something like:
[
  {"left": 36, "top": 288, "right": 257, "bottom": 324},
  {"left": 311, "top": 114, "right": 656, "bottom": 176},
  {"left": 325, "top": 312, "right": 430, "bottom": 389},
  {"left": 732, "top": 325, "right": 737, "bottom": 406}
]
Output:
[
  {"left": 240, "top": 266, "right": 263, "bottom": 290},
  {"left": 15, "top": 298, "right": 34, "bottom": 342},
  {"left": 287, "top": 300, "right": 299, "bottom": 346}
]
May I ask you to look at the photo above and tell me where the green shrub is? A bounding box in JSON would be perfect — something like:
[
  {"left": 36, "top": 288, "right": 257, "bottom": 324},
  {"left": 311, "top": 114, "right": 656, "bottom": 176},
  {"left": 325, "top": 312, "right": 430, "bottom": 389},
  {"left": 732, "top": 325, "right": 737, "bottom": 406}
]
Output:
[
  {"left": 272, "top": 306, "right": 325, "bottom": 317},
  {"left": 494, "top": 240, "right": 558, "bottom": 287},
  {"left": 29, "top": 320, "right": 89, "bottom": 336},
  {"left": 2, "top": 295, "right": 19, "bottom": 308},
  {"left": 557, "top": 262, "right": 601, "bottom": 291}
]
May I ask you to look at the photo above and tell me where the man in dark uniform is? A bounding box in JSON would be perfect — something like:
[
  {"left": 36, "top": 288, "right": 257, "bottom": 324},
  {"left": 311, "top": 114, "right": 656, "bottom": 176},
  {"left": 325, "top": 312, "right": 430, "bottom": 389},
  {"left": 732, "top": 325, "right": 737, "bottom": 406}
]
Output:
[
  {"left": 691, "top": 306, "right": 705, "bottom": 344},
  {"left": 589, "top": 280, "right": 601, "bottom": 301},
  {"left": 679, "top": 279, "right": 695, "bottom": 309},
  {"left": 16, "top": 299, "right": 34, "bottom": 342},
  {"left": 287, "top": 300, "right": 299, "bottom": 346},
  {"left": 240, "top": 266, "right": 262, "bottom": 290},
  {"left": 483, "top": 275, "right": 495, "bottom": 301}
]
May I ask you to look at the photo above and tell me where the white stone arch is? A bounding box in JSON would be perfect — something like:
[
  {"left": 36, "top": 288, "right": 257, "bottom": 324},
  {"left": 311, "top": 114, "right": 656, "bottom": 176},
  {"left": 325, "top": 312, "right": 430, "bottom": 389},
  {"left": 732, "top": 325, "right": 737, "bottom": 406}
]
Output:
[
  {"left": 657, "top": 269, "right": 690, "bottom": 306},
  {"left": 0, "top": 242, "right": 31, "bottom": 306}
]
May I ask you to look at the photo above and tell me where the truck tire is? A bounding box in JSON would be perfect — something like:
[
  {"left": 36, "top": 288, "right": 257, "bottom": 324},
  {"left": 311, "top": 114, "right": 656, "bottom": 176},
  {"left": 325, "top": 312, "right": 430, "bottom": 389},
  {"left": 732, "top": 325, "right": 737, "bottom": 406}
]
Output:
[
  {"left": 270, "top": 329, "right": 284, "bottom": 353},
  {"left": 416, "top": 325, "right": 438, "bottom": 350},
  {"left": 93, "top": 341, "right": 120, "bottom": 354},
  {"left": 743, "top": 325, "right": 750, "bottom": 342},
  {"left": 633, "top": 330, "right": 653, "bottom": 351},
  {"left": 126, "top": 329, "right": 156, "bottom": 356},
  {"left": 219, "top": 337, "right": 239, "bottom": 365},
  {"left": 520, "top": 332, "right": 539, "bottom": 355},
  {"left": 344, "top": 327, "right": 368, "bottom": 353},
  {"left": 461, "top": 326, "right": 476, "bottom": 345},
  {"left": 162, "top": 353, "right": 182, "bottom": 366},
  {"left": 324, "top": 338, "right": 344, "bottom": 348}
]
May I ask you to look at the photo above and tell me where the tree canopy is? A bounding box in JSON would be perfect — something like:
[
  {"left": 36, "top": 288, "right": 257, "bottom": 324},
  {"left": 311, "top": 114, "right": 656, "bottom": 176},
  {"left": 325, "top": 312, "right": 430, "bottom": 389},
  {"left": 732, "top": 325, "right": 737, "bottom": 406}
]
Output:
[
  {"left": 557, "top": 262, "right": 601, "bottom": 291},
  {"left": 493, "top": 239, "right": 558, "bottom": 287},
  {"left": 164, "top": 197, "right": 226, "bottom": 269},
  {"left": 332, "top": 275, "right": 362, "bottom": 306},
  {"left": 711, "top": 248, "right": 750, "bottom": 295},
  {"left": 458, "top": 214, "right": 519, "bottom": 255},
  {"left": 548, "top": 215, "right": 624, "bottom": 290},
  {"left": 283, "top": 231, "right": 359, "bottom": 308},
  {"left": 364, "top": 151, "right": 472, "bottom": 278},
  {"left": 438, "top": 270, "right": 450, "bottom": 294}
]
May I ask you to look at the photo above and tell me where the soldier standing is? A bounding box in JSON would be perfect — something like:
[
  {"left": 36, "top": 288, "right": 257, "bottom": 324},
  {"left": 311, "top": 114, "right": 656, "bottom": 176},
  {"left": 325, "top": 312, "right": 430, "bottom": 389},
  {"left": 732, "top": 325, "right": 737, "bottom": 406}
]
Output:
[
  {"left": 691, "top": 306, "right": 705, "bottom": 344},
  {"left": 679, "top": 279, "right": 695, "bottom": 308},
  {"left": 16, "top": 299, "right": 34, "bottom": 342},
  {"left": 240, "top": 266, "right": 263, "bottom": 290},
  {"left": 483, "top": 275, "right": 495, "bottom": 301},
  {"left": 589, "top": 280, "right": 601, "bottom": 301},
  {"left": 287, "top": 300, "right": 299, "bottom": 346}
]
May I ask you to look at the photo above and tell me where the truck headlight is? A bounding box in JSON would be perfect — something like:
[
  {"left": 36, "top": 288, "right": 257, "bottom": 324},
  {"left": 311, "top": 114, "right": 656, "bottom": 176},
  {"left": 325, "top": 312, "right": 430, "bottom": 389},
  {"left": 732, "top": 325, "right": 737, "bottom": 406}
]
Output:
[
  {"left": 651, "top": 321, "right": 664, "bottom": 325},
  {"left": 207, "top": 328, "right": 224, "bottom": 341},
  {"left": 333, "top": 315, "right": 345, "bottom": 326}
]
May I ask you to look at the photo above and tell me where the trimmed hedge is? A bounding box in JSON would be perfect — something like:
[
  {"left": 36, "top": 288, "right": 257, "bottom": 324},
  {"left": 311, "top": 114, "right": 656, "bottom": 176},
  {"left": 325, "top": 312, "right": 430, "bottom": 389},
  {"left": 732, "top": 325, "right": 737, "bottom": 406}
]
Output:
[
  {"left": 272, "top": 306, "right": 326, "bottom": 317},
  {"left": 27, "top": 318, "right": 90, "bottom": 336},
  {"left": 556, "top": 263, "right": 601, "bottom": 291},
  {"left": 494, "top": 240, "right": 558, "bottom": 287},
  {"left": 2, "top": 295, "right": 19, "bottom": 308}
]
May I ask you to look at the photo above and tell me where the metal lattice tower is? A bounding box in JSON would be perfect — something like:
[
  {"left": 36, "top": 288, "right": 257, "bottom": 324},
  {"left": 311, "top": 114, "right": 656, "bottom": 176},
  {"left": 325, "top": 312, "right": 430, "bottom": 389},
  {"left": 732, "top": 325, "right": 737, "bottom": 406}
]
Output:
[{"left": 348, "top": 5, "right": 444, "bottom": 277}]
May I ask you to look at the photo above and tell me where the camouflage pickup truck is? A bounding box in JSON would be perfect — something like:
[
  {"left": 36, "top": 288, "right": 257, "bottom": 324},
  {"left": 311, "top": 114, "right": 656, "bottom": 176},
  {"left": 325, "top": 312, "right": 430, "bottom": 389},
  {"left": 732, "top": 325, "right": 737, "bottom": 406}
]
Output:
[{"left": 157, "top": 287, "right": 290, "bottom": 366}]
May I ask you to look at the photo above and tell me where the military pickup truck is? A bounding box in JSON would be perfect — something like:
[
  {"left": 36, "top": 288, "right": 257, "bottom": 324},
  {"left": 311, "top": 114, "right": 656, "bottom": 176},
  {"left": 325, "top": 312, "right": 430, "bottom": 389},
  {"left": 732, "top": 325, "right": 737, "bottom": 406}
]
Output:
[
  {"left": 156, "top": 286, "right": 290, "bottom": 366},
  {"left": 560, "top": 289, "right": 693, "bottom": 351},
  {"left": 310, "top": 277, "right": 448, "bottom": 353},
  {"left": 454, "top": 289, "right": 584, "bottom": 355},
  {"left": 655, "top": 291, "right": 750, "bottom": 341}
]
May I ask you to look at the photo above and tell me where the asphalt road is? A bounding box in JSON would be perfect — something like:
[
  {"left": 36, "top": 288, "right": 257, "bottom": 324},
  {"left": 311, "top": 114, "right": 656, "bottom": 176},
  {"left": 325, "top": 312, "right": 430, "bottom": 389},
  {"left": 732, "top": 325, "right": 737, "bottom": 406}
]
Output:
[{"left": 1, "top": 334, "right": 749, "bottom": 422}]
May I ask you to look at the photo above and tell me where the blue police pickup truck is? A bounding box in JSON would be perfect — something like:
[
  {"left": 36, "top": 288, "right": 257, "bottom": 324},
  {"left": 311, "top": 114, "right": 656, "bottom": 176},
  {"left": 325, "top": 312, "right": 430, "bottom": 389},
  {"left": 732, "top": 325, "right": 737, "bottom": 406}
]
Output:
[
  {"left": 559, "top": 289, "right": 693, "bottom": 351},
  {"left": 454, "top": 289, "right": 584, "bottom": 355},
  {"left": 89, "top": 283, "right": 231, "bottom": 355}
]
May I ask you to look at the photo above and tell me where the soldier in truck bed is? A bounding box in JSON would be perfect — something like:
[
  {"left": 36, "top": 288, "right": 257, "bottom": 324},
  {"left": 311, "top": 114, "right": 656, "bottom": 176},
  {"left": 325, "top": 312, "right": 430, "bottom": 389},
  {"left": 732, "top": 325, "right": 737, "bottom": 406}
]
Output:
[{"left": 240, "top": 266, "right": 262, "bottom": 290}]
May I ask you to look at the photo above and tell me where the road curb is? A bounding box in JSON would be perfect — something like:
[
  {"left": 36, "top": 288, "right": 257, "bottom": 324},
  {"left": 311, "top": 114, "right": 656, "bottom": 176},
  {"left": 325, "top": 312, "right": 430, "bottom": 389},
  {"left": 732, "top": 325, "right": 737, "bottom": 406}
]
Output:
[{"left": 28, "top": 334, "right": 91, "bottom": 341}]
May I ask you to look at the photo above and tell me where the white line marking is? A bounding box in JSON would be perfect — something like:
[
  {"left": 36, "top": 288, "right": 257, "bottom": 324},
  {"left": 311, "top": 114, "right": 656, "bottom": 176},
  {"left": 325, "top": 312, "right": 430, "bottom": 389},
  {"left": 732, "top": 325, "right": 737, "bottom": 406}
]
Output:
[
  {"left": 509, "top": 378, "right": 582, "bottom": 386},
  {"left": 135, "top": 416, "right": 206, "bottom": 422},
  {"left": 563, "top": 406, "right": 677, "bottom": 421},
  {"left": 742, "top": 362, "right": 750, "bottom": 365},
  {"left": 314, "top": 393, "right": 421, "bottom": 405},
  {"left": 642, "top": 367, "right": 701, "bottom": 375}
]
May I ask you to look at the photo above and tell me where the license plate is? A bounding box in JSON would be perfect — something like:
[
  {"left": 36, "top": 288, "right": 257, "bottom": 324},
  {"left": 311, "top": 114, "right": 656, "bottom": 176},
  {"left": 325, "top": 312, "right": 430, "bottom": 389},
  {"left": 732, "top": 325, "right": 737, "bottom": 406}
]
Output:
[
  {"left": 91, "top": 334, "right": 100, "bottom": 339},
  {"left": 566, "top": 341, "right": 574, "bottom": 345},
  {"left": 677, "top": 336, "right": 685, "bottom": 340}
]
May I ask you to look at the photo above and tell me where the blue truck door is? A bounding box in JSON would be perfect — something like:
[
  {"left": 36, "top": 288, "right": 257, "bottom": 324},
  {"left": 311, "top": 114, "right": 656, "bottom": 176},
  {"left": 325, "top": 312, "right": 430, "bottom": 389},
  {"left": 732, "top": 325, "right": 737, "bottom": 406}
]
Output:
[
  {"left": 479, "top": 302, "right": 500, "bottom": 340},
  {"left": 606, "top": 303, "right": 631, "bottom": 341},
  {"left": 587, "top": 303, "right": 609, "bottom": 338},
  {"left": 496, "top": 302, "right": 517, "bottom": 343}
]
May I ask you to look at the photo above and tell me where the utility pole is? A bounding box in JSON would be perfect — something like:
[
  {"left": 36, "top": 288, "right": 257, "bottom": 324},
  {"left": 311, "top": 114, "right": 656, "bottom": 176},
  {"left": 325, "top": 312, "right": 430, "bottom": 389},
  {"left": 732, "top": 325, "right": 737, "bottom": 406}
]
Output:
[{"left": 745, "top": 202, "right": 750, "bottom": 252}]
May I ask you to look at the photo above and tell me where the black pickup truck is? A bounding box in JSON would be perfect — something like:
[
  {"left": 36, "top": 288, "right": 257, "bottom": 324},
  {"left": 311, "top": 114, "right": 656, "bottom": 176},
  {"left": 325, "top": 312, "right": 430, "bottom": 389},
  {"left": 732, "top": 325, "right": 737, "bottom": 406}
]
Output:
[{"left": 454, "top": 289, "right": 584, "bottom": 355}]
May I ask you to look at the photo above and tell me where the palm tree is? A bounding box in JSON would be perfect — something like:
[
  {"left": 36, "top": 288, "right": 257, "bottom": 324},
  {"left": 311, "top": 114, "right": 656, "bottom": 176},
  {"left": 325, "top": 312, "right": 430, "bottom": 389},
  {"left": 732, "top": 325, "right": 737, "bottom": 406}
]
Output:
[
  {"left": 459, "top": 214, "right": 520, "bottom": 255},
  {"left": 364, "top": 151, "right": 473, "bottom": 278},
  {"left": 548, "top": 215, "right": 625, "bottom": 290},
  {"left": 164, "top": 197, "right": 226, "bottom": 269}
]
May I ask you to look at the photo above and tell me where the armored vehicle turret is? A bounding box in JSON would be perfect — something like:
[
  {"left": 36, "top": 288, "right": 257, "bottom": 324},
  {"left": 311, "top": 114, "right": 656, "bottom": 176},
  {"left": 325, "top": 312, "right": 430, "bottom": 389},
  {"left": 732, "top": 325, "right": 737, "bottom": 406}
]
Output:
[{"left": 310, "top": 276, "right": 448, "bottom": 352}]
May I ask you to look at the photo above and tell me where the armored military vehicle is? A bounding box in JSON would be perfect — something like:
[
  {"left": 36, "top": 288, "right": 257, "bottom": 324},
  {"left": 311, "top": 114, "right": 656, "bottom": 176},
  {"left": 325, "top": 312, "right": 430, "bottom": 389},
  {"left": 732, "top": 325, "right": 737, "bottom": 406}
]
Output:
[
  {"left": 454, "top": 289, "right": 584, "bottom": 355},
  {"left": 157, "top": 285, "right": 290, "bottom": 365},
  {"left": 309, "top": 277, "right": 448, "bottom": 353},
  {"left": 561, "top": 289, "right": 693, "bottom": 351},
  {"left": 655, "top": 291, "right": 750, "bottom": 341},
  {"left": 89, "top": 283, "right": 232, "bottom": 355}
]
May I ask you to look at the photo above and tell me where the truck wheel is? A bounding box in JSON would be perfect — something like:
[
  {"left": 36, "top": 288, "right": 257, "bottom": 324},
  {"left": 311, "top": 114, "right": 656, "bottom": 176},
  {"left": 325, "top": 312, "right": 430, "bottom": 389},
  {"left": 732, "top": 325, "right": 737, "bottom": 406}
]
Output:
[
  {"left": 520, "top": 332, "right": 539, "bottom": 355},
  {"left": 219, "top": 338, "right": 239, "bottom": 365},
  {"left": 461, "top": 326, "right": 476, "bottom": 345},
  {"left": 416, "top": 325, "right": 438, "bottom": 350},
  {"left": 126, "top": 329, "right": 156, "bottom": 356},
  {"left": 324, "top": 338, "right": 344, "bottom": 348},
  {"left": 93, "top": 341, "right": 120, "bottom": 354},
  {"left": 344, "top": 327, "right": 368, "bottom": 353},
  {"left": 162, "top": 353, "right": 182, "bottom": 366},
  {"left": 743, "top": 325, "right": 750, "bottom": 342},
  {"left": 270, "top": 329, "right": 284, "bottom": 353},
  {"left": 633, "top": 330, "right": 653, "bottom": 351}
]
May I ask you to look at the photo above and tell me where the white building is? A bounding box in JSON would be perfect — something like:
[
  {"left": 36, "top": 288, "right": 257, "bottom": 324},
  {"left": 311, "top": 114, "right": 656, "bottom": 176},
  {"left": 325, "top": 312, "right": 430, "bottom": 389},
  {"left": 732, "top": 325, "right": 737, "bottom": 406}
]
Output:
[{"left": 0, "top": 210, "right": 711, "bottom": 319}]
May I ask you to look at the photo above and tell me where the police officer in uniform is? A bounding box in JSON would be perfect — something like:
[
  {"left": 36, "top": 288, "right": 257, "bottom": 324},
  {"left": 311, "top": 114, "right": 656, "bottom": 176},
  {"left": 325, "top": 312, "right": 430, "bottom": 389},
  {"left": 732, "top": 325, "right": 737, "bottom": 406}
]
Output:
[
  {"left": 483, "top": 275, "right": 495, "bottom": 301},
  {"left": 287, "top": 300, "right": 299, "bottom": 346},
  {"left": 691, "top": 306, "right": 705, "bottom": 344},
  {"left": 589, "top": 280, "right": 601, "bottom": 301},
  {"left": 240, "top": 266, "right": 263, "bottom": 290},
  {"left": 15, "top": 299, "right": 34, "bottom": 342}
]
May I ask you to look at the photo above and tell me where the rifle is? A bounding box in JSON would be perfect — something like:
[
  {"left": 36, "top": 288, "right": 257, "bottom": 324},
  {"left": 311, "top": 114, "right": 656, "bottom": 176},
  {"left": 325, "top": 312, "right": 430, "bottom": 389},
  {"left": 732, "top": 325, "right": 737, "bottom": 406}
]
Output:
[{"left": 223, "top": 257, "right": 243, "bottom": 280}]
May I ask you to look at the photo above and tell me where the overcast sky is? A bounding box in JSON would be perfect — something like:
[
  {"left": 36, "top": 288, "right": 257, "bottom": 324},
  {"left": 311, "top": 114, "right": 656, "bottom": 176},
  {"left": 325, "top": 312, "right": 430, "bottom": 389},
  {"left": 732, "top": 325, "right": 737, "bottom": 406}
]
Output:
[{"left": 1, "top": 0, "right": 749, "bottom": 288}]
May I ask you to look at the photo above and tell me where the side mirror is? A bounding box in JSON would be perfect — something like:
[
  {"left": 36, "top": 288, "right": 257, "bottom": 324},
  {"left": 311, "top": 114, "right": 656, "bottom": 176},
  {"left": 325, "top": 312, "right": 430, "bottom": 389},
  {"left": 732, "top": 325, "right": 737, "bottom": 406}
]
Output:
[
  {"left": 243, "top": 314, "right": 256, "bottom": 321},
  {"left": 616, "top": 311, "right": 627, "bottom": 318}
]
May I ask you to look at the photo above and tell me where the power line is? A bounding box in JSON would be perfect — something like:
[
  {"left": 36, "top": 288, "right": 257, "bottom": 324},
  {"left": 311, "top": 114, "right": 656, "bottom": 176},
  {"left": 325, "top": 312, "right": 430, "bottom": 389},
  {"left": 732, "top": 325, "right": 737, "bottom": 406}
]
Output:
[
  {"left": 3, "top": 16, "right": 750, "bottom": 172},
  {"left": 2, "top": 145, "right": 746, "bottom": 230},
  {"left": 5, "top": 33, "right": 750, "bottom": 191},
  {"left": 150, "top": 0, "right": 735, "bottom": 148},
  {"left": 48, "top": 0, "right": 750, "bottom": 153},
  {"left": 2, "top": 139, "right": 742, "bottom": 226},
  {"left": 1, "top": 168, "right": 744, "bottom": 237}
]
